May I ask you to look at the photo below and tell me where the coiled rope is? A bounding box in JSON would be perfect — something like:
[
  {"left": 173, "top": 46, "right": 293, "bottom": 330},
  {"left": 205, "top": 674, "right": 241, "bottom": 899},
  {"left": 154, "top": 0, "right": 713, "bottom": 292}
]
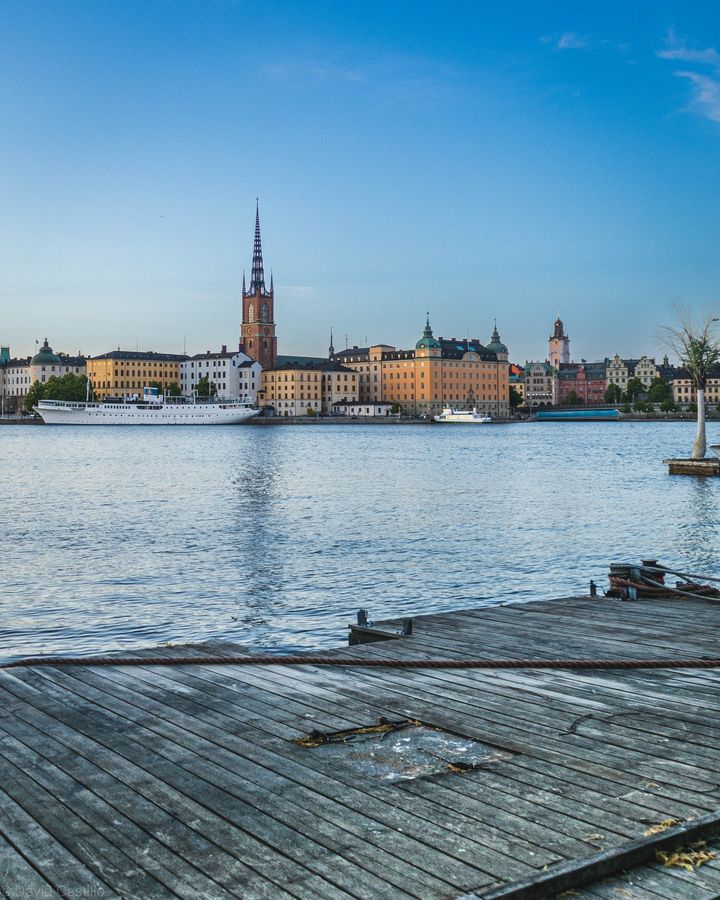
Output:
[{"left": 2, "top": 654, "right": 720, "bottom": 670}]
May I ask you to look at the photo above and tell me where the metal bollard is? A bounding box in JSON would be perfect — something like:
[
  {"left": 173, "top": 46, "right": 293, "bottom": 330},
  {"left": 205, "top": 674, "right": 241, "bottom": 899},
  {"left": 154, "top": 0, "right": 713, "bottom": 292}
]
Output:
[{"left": 357, "top": 609, "right": 368, "bottom": 626}]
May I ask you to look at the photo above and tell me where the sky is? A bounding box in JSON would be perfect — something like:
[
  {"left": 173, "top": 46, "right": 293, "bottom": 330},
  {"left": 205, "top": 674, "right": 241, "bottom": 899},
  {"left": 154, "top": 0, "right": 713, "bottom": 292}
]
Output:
[{"left": 1, "top": 0, "right": 719, "bottom": 363}]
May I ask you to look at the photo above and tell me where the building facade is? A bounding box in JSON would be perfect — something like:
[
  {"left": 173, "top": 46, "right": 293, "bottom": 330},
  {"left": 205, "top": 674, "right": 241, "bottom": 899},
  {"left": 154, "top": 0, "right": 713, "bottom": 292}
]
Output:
[
  {"left": 523, "top": 361, "right": 558, "bottom": 407},
  {"left": 671, "top": 365, "right": 720, "bottom": 406},
  {"left": 548, "top": 317, "right": 570, "bottom": 369},
  {"left": 557, "top": 362, "right": 607, "bottom": 405},
  {"left": 261, "top": 360, "right": 359, "bottom": 416},
  {"left": 333, "top": 320, "right": 510, "bottom": 417},
  {"left": 240, "top": 203, "right": 277, "bottom": 371},
  {"left": 87, "top": 351, "right": 188, "bottom": 399},
  {"left": 1, "top": 340, "right": 86, "bottom": 411},
  {"left": 606, "top": 355, "right": 660, "bottom": 392},
  {"left": 180, "top": 348, "right": 261, "bottom": 401},
  {"left": 331, "top": 400, "right": 395, "bottom": 417}
]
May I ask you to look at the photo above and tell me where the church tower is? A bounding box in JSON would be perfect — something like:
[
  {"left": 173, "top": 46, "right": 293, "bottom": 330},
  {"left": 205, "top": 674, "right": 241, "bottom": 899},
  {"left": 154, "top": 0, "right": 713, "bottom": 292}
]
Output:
[
  {"left": 548, "top": 316, "right": 570, "bottom": 368},
  {"left": 240, "top": 202, "right": 277, "bottom": 370}
]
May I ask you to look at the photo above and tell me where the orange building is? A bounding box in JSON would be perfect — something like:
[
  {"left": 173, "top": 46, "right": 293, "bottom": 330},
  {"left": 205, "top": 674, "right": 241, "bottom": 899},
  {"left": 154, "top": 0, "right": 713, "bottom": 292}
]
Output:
[{"left": 333, "top": 319, "right": 510, "bottom": 417}]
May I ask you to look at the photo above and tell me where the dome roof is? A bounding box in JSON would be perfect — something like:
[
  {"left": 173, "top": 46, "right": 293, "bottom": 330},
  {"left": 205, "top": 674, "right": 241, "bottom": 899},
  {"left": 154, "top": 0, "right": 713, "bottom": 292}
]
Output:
[
  {"left": 487, "top": 323, "right": 508, "bottom": 355},
  {"left": 31, "top": 338, "right": 61, "bottom": 367},
  {"left": 416, "top": 316, "right": 441, "bottom": 350}
]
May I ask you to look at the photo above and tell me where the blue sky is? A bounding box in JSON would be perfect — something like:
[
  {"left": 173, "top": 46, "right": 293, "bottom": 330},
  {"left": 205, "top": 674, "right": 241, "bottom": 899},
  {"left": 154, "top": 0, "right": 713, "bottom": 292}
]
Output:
[{"left": 1, "top": 0, "right": 719, "bottom": 363}]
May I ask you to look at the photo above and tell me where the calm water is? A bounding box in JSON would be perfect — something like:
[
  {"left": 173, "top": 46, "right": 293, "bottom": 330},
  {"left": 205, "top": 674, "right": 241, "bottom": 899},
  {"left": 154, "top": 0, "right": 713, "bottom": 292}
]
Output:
[{"left": 1, "top": 421, "right": 719, "bottom": 662}]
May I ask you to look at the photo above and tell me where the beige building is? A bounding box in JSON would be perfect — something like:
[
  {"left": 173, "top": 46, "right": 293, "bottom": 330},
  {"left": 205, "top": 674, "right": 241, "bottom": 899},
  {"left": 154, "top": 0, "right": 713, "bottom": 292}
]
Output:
[
  {"left": 261, "top": 359, "right": 359, "bottom": 416},
  {"left": 88, "top": 350, "right": 188, "bottom": 400},
  {"left": 524, "top": 361, "right": 558, "bottom": 407},
  {"left": 606, "top": 355, "right": 659, "bottom": 392}
]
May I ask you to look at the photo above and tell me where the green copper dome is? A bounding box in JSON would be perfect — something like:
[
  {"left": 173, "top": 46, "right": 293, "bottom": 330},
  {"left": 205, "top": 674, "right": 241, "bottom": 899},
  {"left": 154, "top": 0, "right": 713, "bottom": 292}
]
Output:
[
  {"left": 416, "top": 316, "right": 441, "bottom": 350},
  {"left": 487, "top": 323, "right": 508, "bottom": 355},
  {"left": 31, "top": 338, "right": 61, "bottom": 367}
]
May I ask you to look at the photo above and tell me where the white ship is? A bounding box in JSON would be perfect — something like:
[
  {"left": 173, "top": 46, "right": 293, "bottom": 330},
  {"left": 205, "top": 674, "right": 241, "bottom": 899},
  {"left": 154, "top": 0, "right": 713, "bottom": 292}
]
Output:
[
  {"left": 35, "top": 387, "right": 260, "bottom": 426},
  {"left": 433, "top": 407, "right": 492, "bottom": 424}
]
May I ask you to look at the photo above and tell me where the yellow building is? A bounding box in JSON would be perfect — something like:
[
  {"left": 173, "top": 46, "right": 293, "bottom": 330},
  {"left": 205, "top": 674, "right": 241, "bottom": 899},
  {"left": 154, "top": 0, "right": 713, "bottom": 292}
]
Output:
[
  {"left": 261, "top": 358, "right": 359, "bottom": 416},
  {"left": 333, "top": 319, "right": 510, "bottom": 417},
  {"left": 87, "top": 351, "right": 188, "bottom": 399},
  {"left": 672, "top": 367, "right": 720, "bottom": 406}
]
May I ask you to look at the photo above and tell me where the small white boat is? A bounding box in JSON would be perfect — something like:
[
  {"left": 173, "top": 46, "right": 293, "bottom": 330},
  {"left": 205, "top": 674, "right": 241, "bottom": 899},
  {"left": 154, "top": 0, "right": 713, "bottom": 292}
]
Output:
[
  {"left": 35, "top": 387, "right": 260, "bottom": 426},
  {"left": 433, "top": 407, "right": 492, "bottom": 424}
]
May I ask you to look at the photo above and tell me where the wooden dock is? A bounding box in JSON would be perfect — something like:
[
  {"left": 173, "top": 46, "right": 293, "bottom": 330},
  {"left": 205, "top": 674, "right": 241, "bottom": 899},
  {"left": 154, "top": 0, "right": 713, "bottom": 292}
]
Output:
[{"left": 2, "top": 594, "right": 720, "bottom": 898}]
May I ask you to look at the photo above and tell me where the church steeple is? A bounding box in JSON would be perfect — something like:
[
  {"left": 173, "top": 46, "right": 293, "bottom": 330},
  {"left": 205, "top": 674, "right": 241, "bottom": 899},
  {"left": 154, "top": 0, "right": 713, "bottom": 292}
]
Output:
[
  {"left": 329, "top": 328, "right": 335, "bottom": 358},
  {"left": 248, "top": 200, "right": 268, "bottom": 296},
  {"left": 240, "top": 201, "right": 277, "bottom": 370}
]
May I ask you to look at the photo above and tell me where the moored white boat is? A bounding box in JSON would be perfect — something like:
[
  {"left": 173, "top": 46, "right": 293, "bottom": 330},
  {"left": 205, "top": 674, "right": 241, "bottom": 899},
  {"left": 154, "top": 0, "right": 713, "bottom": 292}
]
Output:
[
  {"left": 433, "top": 407, "right": 492, "bottom": 424},
  {"left": 35, "top": 387, "right": 260, "bottom": 425}
]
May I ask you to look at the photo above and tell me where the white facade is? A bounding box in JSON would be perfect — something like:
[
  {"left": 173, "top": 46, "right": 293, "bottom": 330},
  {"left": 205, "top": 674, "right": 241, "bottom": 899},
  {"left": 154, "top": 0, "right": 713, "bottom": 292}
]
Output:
[
  {"left": 180, "top": 349, "right": 261, "bottom": 401},
  {"left": 2, "top": 359, "right": 32, "bottom": 399},
  {"left": 332, "top": 401, "right": 395, "bottom": 417}
]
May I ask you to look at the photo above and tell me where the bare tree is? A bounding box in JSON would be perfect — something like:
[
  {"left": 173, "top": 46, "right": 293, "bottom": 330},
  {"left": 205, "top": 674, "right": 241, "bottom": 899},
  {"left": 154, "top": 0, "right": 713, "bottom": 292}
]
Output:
[{"left": 660, "top": 311, "right": 720, "bottom": 458}]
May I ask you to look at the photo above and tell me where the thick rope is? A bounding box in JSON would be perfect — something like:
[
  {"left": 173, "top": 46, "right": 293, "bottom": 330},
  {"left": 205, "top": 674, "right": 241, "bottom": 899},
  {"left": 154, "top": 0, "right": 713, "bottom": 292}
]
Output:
[{"left": 2, "top": 654, "right": 720, "bottom": 670}]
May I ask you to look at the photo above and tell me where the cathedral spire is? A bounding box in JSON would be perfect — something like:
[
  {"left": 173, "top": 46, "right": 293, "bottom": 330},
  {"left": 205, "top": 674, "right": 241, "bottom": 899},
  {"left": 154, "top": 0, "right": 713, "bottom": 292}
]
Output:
[
  {"left": 329, "top": 327, "right": 335, "bottom": 357},
  {"left": 242, "top": 270, "right": 246, "bottom": 297},
  {"left": 249, "top": 199, "right": 267, "bottom": 295}
]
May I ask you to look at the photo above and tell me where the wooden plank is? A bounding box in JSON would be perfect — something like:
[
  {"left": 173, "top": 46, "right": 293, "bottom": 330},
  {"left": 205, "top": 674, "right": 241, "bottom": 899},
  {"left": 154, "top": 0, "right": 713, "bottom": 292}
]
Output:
[
  {"left": 0, "top": 672, "right": 352, "bottom": 900},
  {"left": 481, "top": 807, "right": 720, "bottom": 899},
  {"left": 32, "top": 662, "right": 530, "bottom": 890},
  {"left": 0, "top": 784, "right": 113, "bottom": 898},
  {"left": 0, "top": 830, "right": 58, "bottom": 899}
]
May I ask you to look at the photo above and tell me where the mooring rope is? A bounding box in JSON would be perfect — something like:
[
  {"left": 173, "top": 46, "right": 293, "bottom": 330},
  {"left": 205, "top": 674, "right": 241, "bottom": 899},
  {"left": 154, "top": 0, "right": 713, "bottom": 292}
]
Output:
[{"left": 2, "top": 654, "right": 720, "bottom": 670}]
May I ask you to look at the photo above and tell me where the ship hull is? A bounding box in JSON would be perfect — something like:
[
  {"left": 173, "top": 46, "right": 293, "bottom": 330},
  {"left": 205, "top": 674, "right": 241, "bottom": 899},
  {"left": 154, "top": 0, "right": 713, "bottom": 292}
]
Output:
[{"left": 35, "top": 402, "right": 260, "bottom": 425}]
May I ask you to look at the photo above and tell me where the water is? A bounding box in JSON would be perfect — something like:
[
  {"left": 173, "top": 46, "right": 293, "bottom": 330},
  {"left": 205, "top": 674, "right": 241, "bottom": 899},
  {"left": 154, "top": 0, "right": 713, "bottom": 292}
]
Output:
[{"left": 1, "top": 421, "right": 719, "bottom": 662}]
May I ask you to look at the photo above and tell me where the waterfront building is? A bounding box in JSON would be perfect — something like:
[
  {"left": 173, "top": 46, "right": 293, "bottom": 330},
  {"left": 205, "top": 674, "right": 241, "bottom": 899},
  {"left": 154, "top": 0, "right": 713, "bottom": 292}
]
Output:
[
  {"left": 557, "top": 362, "right": 607, "bottom": 405},
  {"left": 671, "top": 365, "right": 720, "bottom": 406},
  {"left": 0, "top": 355, "right": 31, "bottom": 412},
  {"left": 523, "top": 361, "right": 558, "bottom": 407},
  {"left": 261, "top": 359, "right": 359, "bottom": 416},
  {"left": 333, "top": 319, "right": 509, "bottom": 417},
  {"left": 87, "top": 351, "right": 188, "bottom": 400},
  {"left": 180, "top": 347, "right": 261, "bottom": 401},
  {"left": 0, "top": 340, "right": 86, "bottom": 411},
  {"left": 548, "top": 317, "right": 570, "bottom": 368},
  {"left": 331, "top": 400, "right": 395, "bottom": 417},
  {"left": 240, "top": 203, "right": 277, "bottom": 371},
  {"left": 332, "top": 344, "right": 394, "bottom": 403},
  {"left": 606, "top": 355, "right": 660, "bottom": 392}
]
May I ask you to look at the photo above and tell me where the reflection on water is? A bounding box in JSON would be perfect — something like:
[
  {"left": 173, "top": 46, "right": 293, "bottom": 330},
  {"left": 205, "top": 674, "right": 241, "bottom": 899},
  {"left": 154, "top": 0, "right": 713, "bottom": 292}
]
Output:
[{"left": 1, "top": 420, "right": 719, "bottom": 661}]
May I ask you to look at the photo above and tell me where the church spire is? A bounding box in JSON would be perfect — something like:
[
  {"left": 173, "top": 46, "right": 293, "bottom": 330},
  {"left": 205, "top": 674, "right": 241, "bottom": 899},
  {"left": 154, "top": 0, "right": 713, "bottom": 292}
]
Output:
[
  {"left": 242, "top": 270, "right": 246, "bottom": 297},
  {"left": 329, "top": 327, "right": 335, "bottom": 357},
  {"left": 249, "top": 199, "right": 267, "bottom": 295}
]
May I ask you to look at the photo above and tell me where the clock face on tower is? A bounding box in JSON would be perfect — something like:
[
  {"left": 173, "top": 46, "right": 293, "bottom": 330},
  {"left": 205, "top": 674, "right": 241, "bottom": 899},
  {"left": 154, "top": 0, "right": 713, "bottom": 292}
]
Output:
[{"left": 264, "top": 327, "right": 270, "bottom": 335}]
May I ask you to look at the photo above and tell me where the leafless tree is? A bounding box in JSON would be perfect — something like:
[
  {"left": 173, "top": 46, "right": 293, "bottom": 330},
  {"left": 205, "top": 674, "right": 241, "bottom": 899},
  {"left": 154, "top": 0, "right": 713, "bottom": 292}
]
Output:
[{"left": 660, "top": 310, "right": 720, "bottom": 458}]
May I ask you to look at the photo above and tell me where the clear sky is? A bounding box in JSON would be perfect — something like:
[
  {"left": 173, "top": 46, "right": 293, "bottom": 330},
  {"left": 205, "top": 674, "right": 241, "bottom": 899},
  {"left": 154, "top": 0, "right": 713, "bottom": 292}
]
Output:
[{"left": 2, "top": 0, "right": 719, "bottom": 363}]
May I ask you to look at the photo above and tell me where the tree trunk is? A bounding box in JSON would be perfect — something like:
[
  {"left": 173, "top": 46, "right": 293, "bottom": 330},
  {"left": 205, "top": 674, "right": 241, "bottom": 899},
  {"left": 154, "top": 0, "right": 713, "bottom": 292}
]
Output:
[{"left": 692, "top": 387, "right": 706, "bottom": 459}]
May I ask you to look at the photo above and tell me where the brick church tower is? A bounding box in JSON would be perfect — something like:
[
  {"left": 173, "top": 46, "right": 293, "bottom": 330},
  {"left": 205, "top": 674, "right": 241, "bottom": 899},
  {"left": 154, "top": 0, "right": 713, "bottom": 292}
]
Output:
[{"left": 240, "top": 202, "right": 277, "bottom": 370}]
